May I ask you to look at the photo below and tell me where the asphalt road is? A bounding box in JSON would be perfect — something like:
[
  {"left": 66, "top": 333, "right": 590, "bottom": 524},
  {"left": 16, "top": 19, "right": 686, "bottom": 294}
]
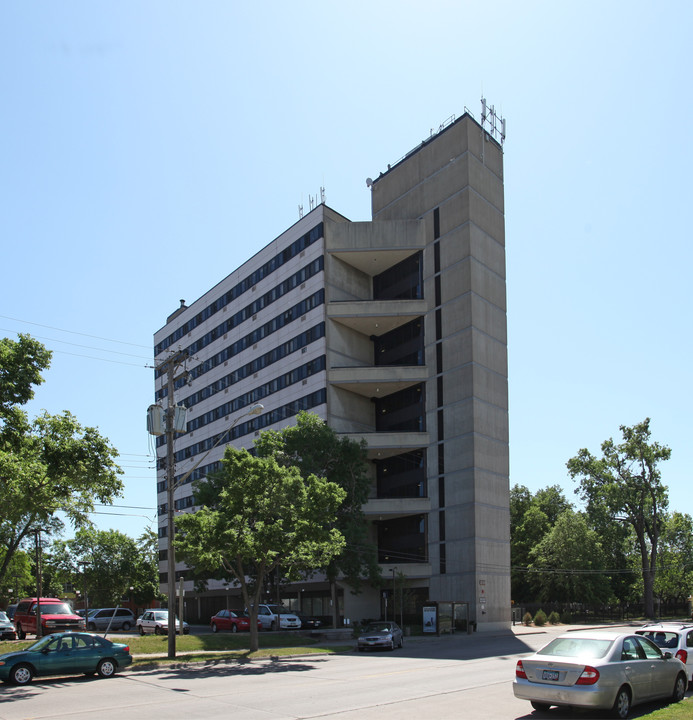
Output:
[{"left": 0, "top": 625, "right": 688, "bottom": 720}]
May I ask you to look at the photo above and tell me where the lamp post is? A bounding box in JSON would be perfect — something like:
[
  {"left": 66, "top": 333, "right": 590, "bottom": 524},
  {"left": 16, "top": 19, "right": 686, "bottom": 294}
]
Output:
[{"left": 164, "top": 401, "right": 264, "bottom": 659}]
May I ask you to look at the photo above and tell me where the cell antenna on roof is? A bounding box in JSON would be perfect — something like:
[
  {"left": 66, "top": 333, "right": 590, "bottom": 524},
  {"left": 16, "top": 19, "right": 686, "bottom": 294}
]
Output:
[{"left": 480, "top": 97, "right": 506, "bottom": 145}]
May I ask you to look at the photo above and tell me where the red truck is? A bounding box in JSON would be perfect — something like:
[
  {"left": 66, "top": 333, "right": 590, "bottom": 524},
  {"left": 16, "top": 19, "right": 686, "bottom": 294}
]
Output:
[{"left": 13, "top": 597, "right": 85, "bottom": 639}]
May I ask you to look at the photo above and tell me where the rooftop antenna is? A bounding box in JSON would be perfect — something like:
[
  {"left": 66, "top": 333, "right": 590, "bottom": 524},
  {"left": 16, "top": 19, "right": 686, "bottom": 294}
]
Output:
[{"left": 480, "top": 96, "right": 506, "bottom": 145}]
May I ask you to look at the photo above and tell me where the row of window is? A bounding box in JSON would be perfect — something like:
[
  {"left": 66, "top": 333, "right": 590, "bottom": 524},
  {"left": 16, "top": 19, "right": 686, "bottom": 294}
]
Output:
[
  {"left": 156, "top": 322, "right": 325, "bottom": 449},
  {"left": 155, "top": 223, "right": 323, "bottom": 354},
  {"left": 156, "top": 388, "right": 328, "bottom": 488},
  {"left": 156, "top": 256, "right": 324, "bottom": 382},
  {"left": 187, "top": 356, "right": 326, "bottom": 433},
  {"left": 155, "top": 289, "right": 324, "bottom": 404}
]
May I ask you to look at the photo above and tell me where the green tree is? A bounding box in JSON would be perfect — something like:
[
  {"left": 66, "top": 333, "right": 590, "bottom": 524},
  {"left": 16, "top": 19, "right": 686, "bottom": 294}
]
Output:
[
  {"left": 0, "top": 335, "right": 123, "bottom": 590},
  {"left": 48, "top": 528, "right": 156, "bottom": 609},
  {"left": 654, "top": 512, "right": 693, "bottom": 605},
  {"left": 528, "top": 509, "right": 611, "bottom": 604},
  {"left": 254, "top": 412, "right": 380, "bottom": 626},
  {"left": 510, "top": 484, "right": 573, "bottom": 602},
  {"left": 567, "top": 418, "right": 671, "bottom": 618},
  {"left": 175, "top": 446, "right": 346, "bottom": 651},
  {"left": 0, "top": 548, "right": 33, "bottom": 604}
]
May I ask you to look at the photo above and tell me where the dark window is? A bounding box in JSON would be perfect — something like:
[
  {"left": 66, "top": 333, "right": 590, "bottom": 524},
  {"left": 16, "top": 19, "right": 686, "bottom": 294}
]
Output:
[
  {"left": 377, "top": 515, "right": 426, "bottom": 564},
  {"left": 375, "top": 450, "right": 426, "bottom": 499},
  {"left": 374, "top": 384, "right": 424, "bottom": 433},
  {"left": 373, "top": 319, "right": 423, "bottom": 367},
  {"left": 373, "top": 252, "right": 422, "bottom": 301}
]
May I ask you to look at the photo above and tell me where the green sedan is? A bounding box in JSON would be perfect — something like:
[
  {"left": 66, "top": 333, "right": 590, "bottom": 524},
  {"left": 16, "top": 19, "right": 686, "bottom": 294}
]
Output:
[{"left": 0, "top": 632, "right": 132, "bottom": 685}]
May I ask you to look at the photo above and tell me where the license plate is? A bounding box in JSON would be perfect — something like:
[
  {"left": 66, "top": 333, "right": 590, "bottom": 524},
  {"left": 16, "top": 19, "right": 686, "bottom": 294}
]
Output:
[{"left": 542, "top": 670, "right": 560, "bottom": 681}]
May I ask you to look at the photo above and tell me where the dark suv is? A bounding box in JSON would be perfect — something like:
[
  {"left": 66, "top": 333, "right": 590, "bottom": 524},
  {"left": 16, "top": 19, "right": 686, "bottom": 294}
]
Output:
[{"left": 13, "top": 597, "right": 85, "bottom": 639}]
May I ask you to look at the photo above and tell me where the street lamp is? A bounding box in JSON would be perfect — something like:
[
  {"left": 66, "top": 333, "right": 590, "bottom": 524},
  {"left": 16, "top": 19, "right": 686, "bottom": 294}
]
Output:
[{"left": 165, "top": 402, "right": 263, "bottom": 659}]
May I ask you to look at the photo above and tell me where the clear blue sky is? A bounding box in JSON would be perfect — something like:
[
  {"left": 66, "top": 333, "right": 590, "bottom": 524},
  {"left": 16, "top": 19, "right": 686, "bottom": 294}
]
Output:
[{"left": 2, "top": 1, "right": 691, "bottom": 540}]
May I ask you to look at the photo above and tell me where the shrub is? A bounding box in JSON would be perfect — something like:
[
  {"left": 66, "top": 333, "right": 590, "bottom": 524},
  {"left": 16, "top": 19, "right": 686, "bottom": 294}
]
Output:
[
  {"left": 533, "top": 609, "right": 547, "bottom": 627},
  {"left": 523, "top": 612, "right": 533, "bottom": 626},
  {"left": 548, "top": 611, "right": 561, "bottom": 625},
  {"left": 561, "top": 611, "right": 573, "bottom": 624}
]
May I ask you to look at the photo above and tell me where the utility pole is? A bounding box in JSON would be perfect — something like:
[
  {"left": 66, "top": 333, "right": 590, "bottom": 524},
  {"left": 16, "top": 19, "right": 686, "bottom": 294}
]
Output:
[
  {"left": 157, "top": 349, "right": 188, "bottom": 660},
  {"left": 35, "top": 530, "right": 43, "bottom": 638},
  {"left": 152, "top": 346, "right": 263, "bottom": 659}
]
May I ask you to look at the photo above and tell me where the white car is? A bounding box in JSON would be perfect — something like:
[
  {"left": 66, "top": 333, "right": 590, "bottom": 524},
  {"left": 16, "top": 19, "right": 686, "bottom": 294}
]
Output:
[
  {"left": 136, "top": 609, "right": 189, "bottom": 635},
  {"left": 636, "top": 622, "right": 693, "bottom": 686},
  {"left": 252, "top": 604, "right": 301, "bottom": 630}
]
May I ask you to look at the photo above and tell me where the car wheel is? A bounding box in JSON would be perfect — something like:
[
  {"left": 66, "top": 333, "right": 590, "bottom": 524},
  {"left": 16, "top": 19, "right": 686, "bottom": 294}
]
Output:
[
  {"left": 611, "top": 686, "right": 631, "bottom": 719},
  {"left": 673, "top": 672, "right": 687, "bottom": 702},
  {"left": 97, "top": 658, "right": 117, "bottom": 678},
  {"left": 211, "top": 622, "right": 218, "bottom": 633},
  {"left": 139, "top": 625, "right": 146, "bottom": 636},
  {"left": 121, "top": 622, "right": 131, "bottom": 631},
  {"left": 155, "top": 626, "right": 162, "bottom": 635},
  {"left": 231, "top": 623, "right": 238, "bottom": 633},
  {"left": 16, "top": 625, "right": 26, "bottom": 640},
  {"left": 530, "top": 701, "right": 551, "bottom": 712},
  {"left": 270, "top": 621, "right": 277, "bottom": 631},
  {"left": 10, "top": 663, "right": 33, "bottom": 685},
  {"left": 87, "top": 622, "right": 96, "bottom": 631}
]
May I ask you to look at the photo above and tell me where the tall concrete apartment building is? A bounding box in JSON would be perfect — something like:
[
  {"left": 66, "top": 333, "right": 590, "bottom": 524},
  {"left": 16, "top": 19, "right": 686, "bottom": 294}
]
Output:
[{"left": 153, "top": 111, "right": 510, "bottom": 631}]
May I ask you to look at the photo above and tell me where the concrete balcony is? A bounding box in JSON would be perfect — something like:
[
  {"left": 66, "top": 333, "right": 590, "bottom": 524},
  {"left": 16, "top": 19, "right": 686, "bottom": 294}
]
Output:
[
  {"left": 364, "top": 497, "right": 431, "bottom": 519},
  {"left": 329, "top": 365, "right": 428, "bottom": 399},
  {"left": 339, "top": 431, "right": 429, "bottom": 460},
  {"left": 327, "top": 298, "right": 427, "bottom": 337},
  {"left": 379, "top": 563, "right": 432, "bottom": 580},
  {"left": 326, "top": 219, "right": 424, "bottom": 276}
]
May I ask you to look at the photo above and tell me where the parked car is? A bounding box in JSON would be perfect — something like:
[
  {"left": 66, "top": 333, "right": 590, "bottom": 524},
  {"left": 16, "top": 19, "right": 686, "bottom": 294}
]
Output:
[
  {"left": 86, "top": 608, "right": 136, "bottom": 632},
  {"left": 357, "top": 621, "right": 404, "bottom": 651},
  {"left": 513, "top": 630, "right": 687, "bottom": 718},
  {"left": 136, "top": 609, "right": 189, "bottom": 635},
  {"left": 0, "top": 631, "right": 132, "bottom": 685},
  {"left": 210, "top": 609, "right": 261, "bottom": 633},
  {"left": 636, "top": 622, "right": 693, "bottom": 686},
  {"left": 0, "top": 611, "right": 17, "bottom": 641},
  {"left": 297, "top": 613, "right": 323, "bottom": 630},
  {"left": 252, "top": 604, "right": 301, "bottom": 630},
  {"left": 13, "top": 598, "right": 85, "bottom": 639}
]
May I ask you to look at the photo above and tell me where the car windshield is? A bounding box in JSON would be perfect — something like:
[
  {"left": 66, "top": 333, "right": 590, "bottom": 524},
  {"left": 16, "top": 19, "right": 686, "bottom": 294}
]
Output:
[
  {"left": 364, "top": 623, "right": 396, "bottom": 633},
  {"left": 538, "top": 637, "right": 612, "bottom": 659},
  {"left": 0, "top": 611, "right": 9, "bottom": 622},
  {"left": 266, "top": 605, "right": 291, "bottom": 615},
  {"left": 26, "top": 635, "right": 60, "bottom": 652},
  {"left": 32, "top": 602, "right": 74, "bottom": 615}
]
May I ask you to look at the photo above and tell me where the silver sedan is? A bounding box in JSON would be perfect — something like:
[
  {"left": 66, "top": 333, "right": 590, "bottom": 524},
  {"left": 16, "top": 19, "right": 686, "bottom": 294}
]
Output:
[
  {"left": 357, "top": 621, "right": 404, "bottom": 651},
  {"left": 513, "top": 630, "right": 687, "bottom": 718}
]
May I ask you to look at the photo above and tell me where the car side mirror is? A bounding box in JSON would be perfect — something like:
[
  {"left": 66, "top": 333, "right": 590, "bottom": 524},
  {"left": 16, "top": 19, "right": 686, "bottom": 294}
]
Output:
[{"left": 663, "top": 651, "right": 673, "bottom": 659}]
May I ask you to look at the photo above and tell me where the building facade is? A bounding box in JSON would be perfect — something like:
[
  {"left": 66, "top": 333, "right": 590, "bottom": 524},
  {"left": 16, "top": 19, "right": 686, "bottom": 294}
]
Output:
[{"left": 153, "top": 112, "right": 510, "bottom": 630}]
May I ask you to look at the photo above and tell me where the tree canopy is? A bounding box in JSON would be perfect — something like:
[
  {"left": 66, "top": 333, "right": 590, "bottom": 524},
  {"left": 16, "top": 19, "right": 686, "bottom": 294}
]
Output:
[
  {"left": 0, "top": 334, "right": 123, "bottom": 590},
  {"left": 175, "top": 445, "right": 346, "bottom": 651},
  {"left": 48, "top": 528, "right": 161, "bottom": 609},
  {"left": 567, "top": 418, "right": 671, "bottom": 618},
  {"left": 254, "top": 411, "right": 380, "bottom": 625}
]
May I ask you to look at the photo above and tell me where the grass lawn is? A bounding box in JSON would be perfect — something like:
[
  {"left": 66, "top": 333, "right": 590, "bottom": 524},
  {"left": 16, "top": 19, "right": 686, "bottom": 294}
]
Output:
[
  {"left": 640, "top": 698, "right": 693, "bottom": 719},
  {"left": 0, "top": 631, "right": 354, "bottom": 666}
]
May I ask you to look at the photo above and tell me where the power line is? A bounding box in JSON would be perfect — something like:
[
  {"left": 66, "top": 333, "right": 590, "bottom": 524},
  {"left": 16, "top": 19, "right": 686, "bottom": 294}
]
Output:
[
  {"left": 0, "top": 314, "right": 151, "bottom": 349},
  {"left": 0, "top": 327, "right": 152, "bottom": 361}
]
